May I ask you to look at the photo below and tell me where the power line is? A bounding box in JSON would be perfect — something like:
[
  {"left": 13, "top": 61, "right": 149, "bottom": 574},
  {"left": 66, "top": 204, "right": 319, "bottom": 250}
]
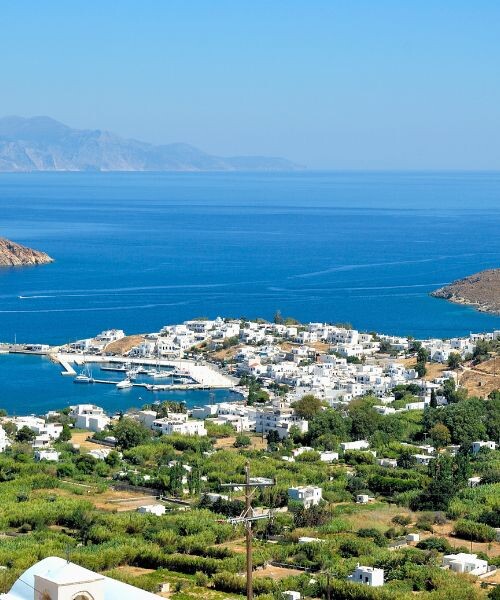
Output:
[{"left": 221, "top": 462, "right": 275, "bottom": 600}]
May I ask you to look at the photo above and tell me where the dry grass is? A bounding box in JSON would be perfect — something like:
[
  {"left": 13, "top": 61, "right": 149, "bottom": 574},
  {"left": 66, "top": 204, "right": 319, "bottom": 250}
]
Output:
[
  {"left": 104, "top": 334, "right": 146, "bottom": 355},
  {"left": 112, "top": 565, "right": 155, "bottom": 576},
  {"left": 91, "top": 488, "right": 158, "bottom": 511},
  {"left": 398, "top": 358, "right": 448, "bottom": 381},
  {"left": 254, "top": 564, "right": 304, "bottom": 579},
  {"left": 41, "top": 484, "right": 157, "bottom": 512},
  {"left": 217, "top": 538, "right": 247, "bottom": 554},
  {"left": 458, "top": 358, "right": 500, "bottom": 398},
  {"left": 71, "top": 430, "right": 108, "bottom": 450},
  {"left": 428, "top": 523, "right": 500, "bottom": 558},
  {"left": 210, "top": 346, "right": 241, "bottom": 361},
  {"left": 342, "top": 504, "right": 416, "bottom": 531},
  {"left": 214, "top": 434, "right": 267, "bottom": 451}
]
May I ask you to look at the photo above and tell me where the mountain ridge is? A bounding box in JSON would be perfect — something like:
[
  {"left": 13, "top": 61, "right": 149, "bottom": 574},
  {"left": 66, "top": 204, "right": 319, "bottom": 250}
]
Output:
[{"left": 0, "top": 116, "right": 303, "bottom": 172}]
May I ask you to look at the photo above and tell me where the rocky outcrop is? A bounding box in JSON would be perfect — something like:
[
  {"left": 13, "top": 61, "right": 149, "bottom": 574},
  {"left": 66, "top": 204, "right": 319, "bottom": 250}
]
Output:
[
  {"left": 431, "top": 269, "right": 500, "bottom": 315},
  {"left": 0, "top": 237, "right": 53, "bottom": 267}
]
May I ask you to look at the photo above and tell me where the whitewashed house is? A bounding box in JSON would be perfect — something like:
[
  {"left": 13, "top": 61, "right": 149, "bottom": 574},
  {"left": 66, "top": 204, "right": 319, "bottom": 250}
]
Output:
[
  {"left": 341, "top": 440, "right": 370, "bottom": 452},
  {"left": 152, "top": 417, "right": 207, "bottom": 437},
  {"left": 288, "top": 486, "right": 322, "bottom": 508},
  {"left": 70, "top": 404, "right": 110, "bottom": 433},
  {"left": 442, "top": 553, "right": 489, "bottom": 576},
  {"left": 348, "top": 565, "right": 384, "bottom": 587},
  {"left": 34, "top": 450, "right": 60, "bottom": 462},
  {"left": 0, "top": 555, "right": 164, "bottom": 599},
  {"left": 472, "top": 440, "right": 497, "bottom": 454}
]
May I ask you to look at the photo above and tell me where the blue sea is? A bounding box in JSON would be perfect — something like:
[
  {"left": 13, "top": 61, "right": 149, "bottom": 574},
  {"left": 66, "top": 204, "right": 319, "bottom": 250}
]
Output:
[{"left": 0, "top": 171, "right": 499, "bottom": 413}]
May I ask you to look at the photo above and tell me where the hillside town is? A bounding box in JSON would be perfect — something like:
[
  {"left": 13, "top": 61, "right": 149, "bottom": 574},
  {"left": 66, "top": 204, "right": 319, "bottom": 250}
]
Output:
[{"left": 0, "top": 317, "right": 499, "bottom": 600}]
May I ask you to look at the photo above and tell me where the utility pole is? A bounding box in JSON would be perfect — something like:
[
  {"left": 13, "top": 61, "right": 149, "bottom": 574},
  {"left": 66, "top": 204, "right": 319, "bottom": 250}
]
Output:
[
  {"left": 244, "top": 464, "right": 253, "bottom": 600},
  {"left": 221, "top": 463, "right": 275, "bottom": 600}
]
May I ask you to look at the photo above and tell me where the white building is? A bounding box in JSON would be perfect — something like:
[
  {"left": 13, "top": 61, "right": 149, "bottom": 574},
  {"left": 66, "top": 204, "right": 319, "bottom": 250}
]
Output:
[
  {"left": 319, "top": 451, "right": 339, "bottom": 463},
  {"left": 356, "top": 494, "right": 375, "bottom": 504},
  {"left": 136, "top": 410, "right": 158, "bottom": 429},
  {"left": 0, "top": 427, "right": 11, "bottom": 453},
  {"left": 471, "top": 440, "right": 497, "bottom": 454},
  {"left": 348, "top": 565, "right": 384, "bottom": 587},
  {"left": 0, "top": 555, "right": 164, "bottom": 599},
  {"left": 152, "top": 418, "right": 207, "bottom": 437},
  {"left": 95, "top": 329, "right": 125, "bottom": 343},
  {"left": 288, "top": 486, "right": 322, "bottom": 508},
  {"left": 34, "top": 450, "right": 60, "bottom": 462},
  {"left": 70, "top": 404, "right": 110, "bottom": 433},
  {"left": 413, "top": 454, "right": 433, "bottom": 466},
  {"left": 254, "top": 403, "right": 308, "bottom": 439},
  {"left": 10, "top": 417, "right": 63, "bottom": 440},
  {"left": 137, "top": 504, "right": 166, "bottom": 516},
  {"left": 341, "top": 440, "right": 370, "bottom": 452},
  {"left": 32, "top": 434, "right": 51, "bottom": 449},
  {"left": 442, "top": 553, "right": 489, "bottom": 576}
]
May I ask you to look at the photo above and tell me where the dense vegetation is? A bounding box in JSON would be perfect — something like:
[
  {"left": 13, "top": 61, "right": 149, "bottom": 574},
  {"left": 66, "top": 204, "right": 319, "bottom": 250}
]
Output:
[{"left": 0, "top": 387, "right": 499, "bottom": 599}]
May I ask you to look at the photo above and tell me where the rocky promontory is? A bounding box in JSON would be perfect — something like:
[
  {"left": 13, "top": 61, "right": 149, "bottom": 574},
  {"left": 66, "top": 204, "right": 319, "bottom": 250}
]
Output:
[
  {"left": 0, "top": 237, "right": 53, "bottom": 267},
  {"left": 431, "top": 269, "right": 500, "bottom": 315}
]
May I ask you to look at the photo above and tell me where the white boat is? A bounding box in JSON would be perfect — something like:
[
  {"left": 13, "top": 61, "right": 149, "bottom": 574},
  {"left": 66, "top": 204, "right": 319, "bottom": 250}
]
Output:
[
  {"left": 126, "top": 369, "right": 138, "bottom": 381},
  {"left": 74, "top": 363, "right": 94, "bottom": 384},
  {"left": 116, "top": 378, "right": 133, "bottom": 389},
  {"left": 150, "top": 371, "right": 171, "bottom": 379}
]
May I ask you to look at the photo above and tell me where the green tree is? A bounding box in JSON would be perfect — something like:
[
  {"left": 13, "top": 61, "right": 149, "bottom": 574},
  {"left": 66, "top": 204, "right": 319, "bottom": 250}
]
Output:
[
  {"left": 293, "top": 394, "right": 323, "bottom": 420},
  {"left": 104, "top": 450, "right": 121, "bottom": 467},
  {"left": 430, "top": 389, "right": 438, "bottom": 408},
  {"left": 187, "top": 464, "right": 201, "bottom": 495},
  {"left": 307, "top": 409, "right": 350, "bottom": 448},
  {"left": 113, "top": 418, "right": 150, "bottom": 450},
  {"left": 59, "top": 423, "right": 72, "bottom": 442},
  {"left": 415, "top": 361, "right": 427, "bottom": 378},
  {"left": 447, "top": 352, "right": 462, "bottom": 370},
  {"left": 429, "top": 423, "right": 451, "bottom": 449},
  {"left": 348, "top": 398, "right": 382, "bottom": 439},
  {"left": 15, "top": 426, "right": 36, "bottom": 443},
  {"left": 168, "top": 462, "right": 185, "bottom": 496},
  {"left": 266, "top": 430, "right": 280, "bottom": 449},
  {"left": 417, "top": 347, "right": 430, "bottom": 363},
  {"left": 397, "top": 450, "right": 417, "bottom": 469},
  {"left": 233, "top": 434, "right": 251, "bottom": 448},
  {"left": 75, "top": 454, "right": 97, "bottom": 474}
]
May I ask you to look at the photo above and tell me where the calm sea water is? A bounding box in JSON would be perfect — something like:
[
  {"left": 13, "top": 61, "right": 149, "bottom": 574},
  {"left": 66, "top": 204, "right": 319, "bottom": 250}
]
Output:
[{"left": 0, "top": 171, "right": 499, "bottom": 413}]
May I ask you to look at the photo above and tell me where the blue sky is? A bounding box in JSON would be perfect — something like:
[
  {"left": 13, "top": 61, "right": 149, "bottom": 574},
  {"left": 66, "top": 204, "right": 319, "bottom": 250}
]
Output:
[{"left": 1, "top": 1, "right": 499, "bottom": 168}]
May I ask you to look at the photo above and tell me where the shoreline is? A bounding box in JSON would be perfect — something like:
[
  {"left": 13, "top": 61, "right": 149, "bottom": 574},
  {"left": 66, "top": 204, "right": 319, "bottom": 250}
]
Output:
[{"left": 431, "top": 268, "right": 500, "bottom": 316}]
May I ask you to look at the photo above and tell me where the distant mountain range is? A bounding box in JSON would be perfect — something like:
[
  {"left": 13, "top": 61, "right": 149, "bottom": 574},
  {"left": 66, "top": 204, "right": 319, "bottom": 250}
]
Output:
[{"left": 0, "top": 116, "right": 303, "bottom": 172}]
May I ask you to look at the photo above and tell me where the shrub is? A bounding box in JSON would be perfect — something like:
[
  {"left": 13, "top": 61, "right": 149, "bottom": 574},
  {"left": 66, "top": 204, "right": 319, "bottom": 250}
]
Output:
[
  {"left": 392, "top": 515, "right": 411, "bottom": 526},
  {"left": 416, "top": 537, "right": 452, "bottom": 553},
  {"left": 453, "top": 519, "right": 496, "bottom": 542}
]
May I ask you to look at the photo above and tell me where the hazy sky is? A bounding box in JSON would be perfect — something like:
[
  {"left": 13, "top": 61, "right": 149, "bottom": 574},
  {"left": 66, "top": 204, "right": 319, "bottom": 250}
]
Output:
[{"left": 1, "top": 1, "right": 499, "bottom": 169}]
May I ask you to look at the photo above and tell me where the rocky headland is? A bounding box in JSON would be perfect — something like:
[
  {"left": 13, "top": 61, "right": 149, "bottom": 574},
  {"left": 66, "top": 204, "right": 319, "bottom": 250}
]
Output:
[
  {"left": 431, "top": 269, "right": 500, "bottom": 315},
  {"left": 0, "top": 237, "right": 53, "bottom": 267}
]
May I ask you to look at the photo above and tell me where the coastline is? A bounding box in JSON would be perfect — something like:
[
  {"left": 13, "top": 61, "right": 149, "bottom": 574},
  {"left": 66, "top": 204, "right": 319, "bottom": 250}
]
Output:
[{"left": 431, "top": 268, "right": 500, "bottom": 316}]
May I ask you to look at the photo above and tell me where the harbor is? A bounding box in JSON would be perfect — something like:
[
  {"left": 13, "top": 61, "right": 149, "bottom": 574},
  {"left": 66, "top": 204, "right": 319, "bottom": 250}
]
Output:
[
  {"left": 0, "top": 350, "right": 241, "bottom": 416},
  {"left": 54, "top": 352, "right": 237, "bottom": 390}
]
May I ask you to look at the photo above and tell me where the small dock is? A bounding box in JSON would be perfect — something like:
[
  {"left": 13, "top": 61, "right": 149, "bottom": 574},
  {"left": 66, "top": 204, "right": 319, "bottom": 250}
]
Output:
[{"left": 53, "top": 354, "right": 77, "bottom": 376}]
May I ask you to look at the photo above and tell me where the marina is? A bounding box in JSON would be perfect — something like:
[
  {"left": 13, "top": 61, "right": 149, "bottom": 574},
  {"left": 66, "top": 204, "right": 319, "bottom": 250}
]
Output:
[{"left": 0, "top": 352, "right": 241, "bottom": 416}]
